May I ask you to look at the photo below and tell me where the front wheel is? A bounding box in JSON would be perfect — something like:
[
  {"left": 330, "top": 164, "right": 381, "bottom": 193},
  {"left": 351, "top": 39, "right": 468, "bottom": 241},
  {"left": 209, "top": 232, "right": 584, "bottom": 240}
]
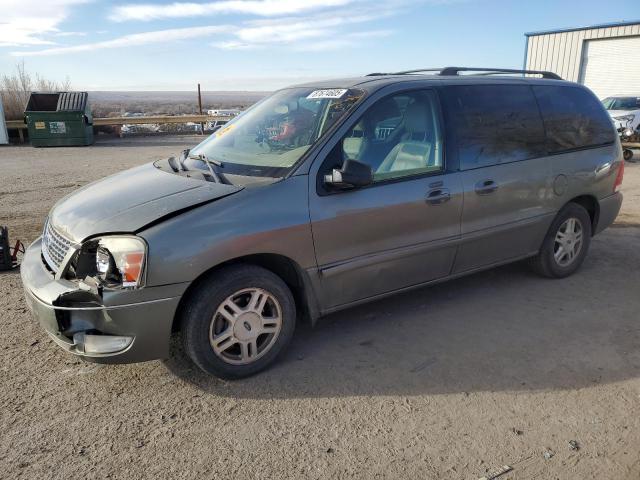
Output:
[
  {"left": 529, "top": 203, "right": 592, "bottom": 278},
  {"left": 181, "top": 265, "right": 296, "bottom": 379}
]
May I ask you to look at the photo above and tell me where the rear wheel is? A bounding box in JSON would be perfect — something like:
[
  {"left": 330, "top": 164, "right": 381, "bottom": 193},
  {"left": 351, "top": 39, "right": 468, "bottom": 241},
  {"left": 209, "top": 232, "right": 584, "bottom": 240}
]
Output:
[
  {"left": 623, "top": 149, "right": 634, "bottom": 162},
  {"left": 181, "top": 265, "right": 296, "bottom": 379},
  {"left": 529, "top": 203, "right": 592, "bottom": 278}
]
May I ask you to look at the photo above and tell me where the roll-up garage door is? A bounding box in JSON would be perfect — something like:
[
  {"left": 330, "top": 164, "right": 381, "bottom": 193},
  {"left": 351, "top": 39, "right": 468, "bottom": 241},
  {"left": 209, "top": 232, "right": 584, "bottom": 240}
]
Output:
[{"left": 580, "top": 36, "right": 640, "bottom": 99}]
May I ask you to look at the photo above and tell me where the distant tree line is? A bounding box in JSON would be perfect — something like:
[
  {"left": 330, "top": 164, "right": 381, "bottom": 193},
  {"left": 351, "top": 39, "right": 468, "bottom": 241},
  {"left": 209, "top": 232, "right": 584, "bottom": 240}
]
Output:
[
  {"left": 1, "top": 62, "right": 71, "bottom": 120},
  {"left": 1, "top": 62, "right": 259, "bottom": 123}
]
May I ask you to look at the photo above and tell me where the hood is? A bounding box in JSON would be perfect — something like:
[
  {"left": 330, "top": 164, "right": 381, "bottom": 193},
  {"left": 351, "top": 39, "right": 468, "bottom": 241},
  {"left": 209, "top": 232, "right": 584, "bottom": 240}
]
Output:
[
  {"left": 49, "top": 162, "right": 242, "bottom": 242},
  {"left": 608, "top": 109, "right": 640, "bottom": 117}
]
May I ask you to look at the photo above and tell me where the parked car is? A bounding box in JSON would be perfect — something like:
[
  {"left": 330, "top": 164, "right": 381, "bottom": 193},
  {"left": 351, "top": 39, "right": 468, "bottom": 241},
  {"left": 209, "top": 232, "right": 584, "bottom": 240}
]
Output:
[
  {"left": 602, "top": 96, "right": 640, "bottom": 160},
  {"left": 603, "top": 95, "right": 640, "bottom": 130},
  {"left": 22, "top": 68, "right": 624, "bottom": 379},
  {"left": 205, "top": 119, "right": 229, "bottom": 133},
  {"left": 207, "top": 108, "right": 241, "bottom": 117}
]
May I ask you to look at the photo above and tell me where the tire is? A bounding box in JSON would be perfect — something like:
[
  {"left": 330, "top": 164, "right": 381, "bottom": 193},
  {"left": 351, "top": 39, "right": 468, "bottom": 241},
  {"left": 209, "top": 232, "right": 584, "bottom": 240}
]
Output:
[
  {"left": 623, "top": 149, "right": 633, "bottom": 162},
  {"left": 529, "top": 203, "right": 592, "bottom": 278},
  {"left": 181, "top": 264, "right": 296, "bottom": 379}
]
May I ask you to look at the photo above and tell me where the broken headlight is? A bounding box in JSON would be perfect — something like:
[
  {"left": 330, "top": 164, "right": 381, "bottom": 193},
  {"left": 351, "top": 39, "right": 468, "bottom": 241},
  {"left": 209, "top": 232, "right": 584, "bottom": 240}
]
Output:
[{"left": 72, "top": 236, "right": 147, "bottom": 289}]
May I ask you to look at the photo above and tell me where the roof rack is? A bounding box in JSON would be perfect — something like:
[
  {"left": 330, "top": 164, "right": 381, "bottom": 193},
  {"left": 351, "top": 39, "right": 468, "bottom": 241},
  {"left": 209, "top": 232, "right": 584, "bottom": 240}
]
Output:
[
  {"left": 439, "top": 67, "right": 562, "bottom": 79},
  {"left": 366, "top": 67, "right": 562, "bottom": 80}
]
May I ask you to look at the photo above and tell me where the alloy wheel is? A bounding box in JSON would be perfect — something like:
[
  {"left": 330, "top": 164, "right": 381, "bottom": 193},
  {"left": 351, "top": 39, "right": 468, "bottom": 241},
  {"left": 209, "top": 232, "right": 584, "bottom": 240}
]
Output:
[
  {"left": 209, "top": 288, "right": 282, "bottom": 365},
  {"left": 553, "top": 217, "right": 584, "bottom": 267}
]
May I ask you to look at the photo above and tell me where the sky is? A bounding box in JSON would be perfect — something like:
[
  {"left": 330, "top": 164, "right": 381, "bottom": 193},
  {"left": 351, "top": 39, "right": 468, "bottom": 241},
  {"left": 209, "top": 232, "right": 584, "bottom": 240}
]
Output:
[{"left": 0, "top": 0, "right": 638, "bottom": 91}]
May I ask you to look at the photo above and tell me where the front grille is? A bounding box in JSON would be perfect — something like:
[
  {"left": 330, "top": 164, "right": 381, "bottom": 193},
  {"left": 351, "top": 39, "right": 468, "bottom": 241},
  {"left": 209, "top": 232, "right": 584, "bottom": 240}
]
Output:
[{"left": 42, "top": 221, "right": 74, "bottom": 272}]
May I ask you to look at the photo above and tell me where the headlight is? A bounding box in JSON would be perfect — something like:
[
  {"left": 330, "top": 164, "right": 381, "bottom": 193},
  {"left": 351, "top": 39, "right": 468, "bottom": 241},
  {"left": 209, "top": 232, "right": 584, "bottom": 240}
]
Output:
[
  {"left": 614, "top": 114, "right": 635, "bottom": 123},
  {"left": 71, "top": 236, "right": 147, "bottom": 289},
  {"left": 95, "top": 237, "right": 146, "bottom": 288}
]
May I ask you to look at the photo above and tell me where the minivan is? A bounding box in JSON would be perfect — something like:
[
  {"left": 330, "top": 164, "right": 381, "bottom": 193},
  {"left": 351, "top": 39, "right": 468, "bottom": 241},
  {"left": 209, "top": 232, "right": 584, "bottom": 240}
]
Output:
[{"left": 22, "top": 67, "right": 624, "bottom": 379}]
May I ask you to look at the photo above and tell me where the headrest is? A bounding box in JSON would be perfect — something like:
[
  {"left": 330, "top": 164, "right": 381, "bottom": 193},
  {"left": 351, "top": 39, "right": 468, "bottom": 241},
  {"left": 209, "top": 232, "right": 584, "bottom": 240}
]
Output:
[
  {"left": 368, "top": 98, "right": 402, "bottom": 124},
  {"left": 343, "top": 137, "right": 364, "bottom": 160},
  {"left": 404, "top": 103, "right": 428, "bottom": 133}
]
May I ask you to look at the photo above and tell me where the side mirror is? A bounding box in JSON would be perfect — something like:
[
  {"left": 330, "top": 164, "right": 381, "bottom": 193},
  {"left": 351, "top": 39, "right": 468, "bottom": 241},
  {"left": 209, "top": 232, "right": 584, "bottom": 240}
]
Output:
[{"left": 324, "top": 159, "right": 373, "bottom": 190}]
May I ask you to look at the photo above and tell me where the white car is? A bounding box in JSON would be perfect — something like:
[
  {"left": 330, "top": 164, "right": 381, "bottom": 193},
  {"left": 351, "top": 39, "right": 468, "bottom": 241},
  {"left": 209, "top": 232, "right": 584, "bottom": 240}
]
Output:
[
  {"left": 602, "top": 96, "right": 640, "bottom": 132},
  {"left": 206, "top": 108, "right": 241, "bottom": 117}
]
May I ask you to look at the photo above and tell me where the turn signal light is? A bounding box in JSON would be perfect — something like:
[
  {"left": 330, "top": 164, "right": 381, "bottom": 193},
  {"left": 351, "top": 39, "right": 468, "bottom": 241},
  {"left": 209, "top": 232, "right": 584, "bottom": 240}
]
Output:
[{"left": 614, "top": 160, "right": 624, "bottom": 193}]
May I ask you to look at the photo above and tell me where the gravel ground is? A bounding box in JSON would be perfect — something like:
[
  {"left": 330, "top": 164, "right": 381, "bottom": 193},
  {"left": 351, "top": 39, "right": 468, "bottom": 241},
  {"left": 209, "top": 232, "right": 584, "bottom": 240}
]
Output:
[{"left": 1, "top": 138, "right": 640, "bottom": 479}]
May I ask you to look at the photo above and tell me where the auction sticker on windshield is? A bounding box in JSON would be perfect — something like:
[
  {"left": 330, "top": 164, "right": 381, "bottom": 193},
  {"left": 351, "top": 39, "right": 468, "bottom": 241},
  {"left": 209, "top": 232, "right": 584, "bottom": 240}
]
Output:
[{"left": 307, "top": 89, "right": 348, "bottom": 99}]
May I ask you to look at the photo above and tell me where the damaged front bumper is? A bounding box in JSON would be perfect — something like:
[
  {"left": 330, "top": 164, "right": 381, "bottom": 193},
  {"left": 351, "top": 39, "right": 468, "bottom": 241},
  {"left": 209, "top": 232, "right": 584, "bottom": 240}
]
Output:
[
  {"left": 618, "top": 125, "right": 640, "bottom": 149},
  {"left": 21, "top": 237, "right": 187, "bottom": 363}
]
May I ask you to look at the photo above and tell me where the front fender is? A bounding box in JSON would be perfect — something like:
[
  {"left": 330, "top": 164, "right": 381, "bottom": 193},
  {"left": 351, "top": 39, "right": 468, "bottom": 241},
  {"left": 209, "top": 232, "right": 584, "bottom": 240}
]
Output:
[{"left": 139, "top": 175, "right": 317, "bottom": 287}]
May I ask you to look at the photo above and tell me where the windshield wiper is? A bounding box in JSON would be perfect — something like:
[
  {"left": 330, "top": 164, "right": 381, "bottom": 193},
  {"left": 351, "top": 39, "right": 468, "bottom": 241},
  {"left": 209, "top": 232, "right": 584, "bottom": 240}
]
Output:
[
  {"left": 188, "top": 152, "right": 227, "bottom": 184},
  {"left": 178, "top": 149, "right": 190, "bottom": 171}
]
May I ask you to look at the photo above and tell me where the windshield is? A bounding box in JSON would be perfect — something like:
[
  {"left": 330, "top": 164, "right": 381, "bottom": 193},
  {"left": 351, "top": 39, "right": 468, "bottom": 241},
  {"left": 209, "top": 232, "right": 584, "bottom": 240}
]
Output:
[
  {"left": 602, "top": 97, "right": 640, "bottom": 110},
  {"left": 186, "top": 87, "right": 364, "bottom": 178}
]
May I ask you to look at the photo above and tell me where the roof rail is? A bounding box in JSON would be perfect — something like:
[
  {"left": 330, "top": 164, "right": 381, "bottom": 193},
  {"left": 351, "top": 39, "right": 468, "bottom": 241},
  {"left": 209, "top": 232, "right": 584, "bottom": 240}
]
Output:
[
  {"left": 439, "top": 67, "right": 562, "bottom": 79},
  {"left": 366, "top": 67, "right": 562, "bottom": 80},
  {"left": 366, "top": 68, "right": 443, "bottom": 76}
]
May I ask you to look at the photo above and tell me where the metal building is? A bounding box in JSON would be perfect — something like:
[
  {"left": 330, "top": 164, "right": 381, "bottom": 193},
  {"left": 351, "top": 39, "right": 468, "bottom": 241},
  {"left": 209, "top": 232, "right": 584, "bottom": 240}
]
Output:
[{"left": 524, "top": 20, "right": 640, "bottom": 99}]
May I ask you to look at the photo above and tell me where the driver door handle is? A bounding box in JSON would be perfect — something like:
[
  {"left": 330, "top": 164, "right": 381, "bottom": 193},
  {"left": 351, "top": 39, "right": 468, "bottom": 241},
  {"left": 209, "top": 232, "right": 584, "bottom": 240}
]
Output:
[
  {"left": 475, "top": 179, "right": 499, "bottom": 195},
  {"left": 426, "top": 188, "right": 451, "bottom": 205}
]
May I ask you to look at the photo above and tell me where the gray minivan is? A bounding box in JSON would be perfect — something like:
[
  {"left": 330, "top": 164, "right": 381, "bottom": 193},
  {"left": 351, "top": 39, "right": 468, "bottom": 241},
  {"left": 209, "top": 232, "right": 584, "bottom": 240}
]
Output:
[{"left": 21, "top": 67, "right": 624, "bottom": 379}]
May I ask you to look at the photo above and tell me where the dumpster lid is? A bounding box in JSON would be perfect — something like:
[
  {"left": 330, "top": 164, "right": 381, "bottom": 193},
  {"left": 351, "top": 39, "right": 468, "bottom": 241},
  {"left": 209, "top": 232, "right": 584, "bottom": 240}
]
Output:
[
  {"left": 57, "top": 92, "right": 88, "bottom": 111},
  {"left": 25, "top": 92, "right": 88, "bottom": 112}
]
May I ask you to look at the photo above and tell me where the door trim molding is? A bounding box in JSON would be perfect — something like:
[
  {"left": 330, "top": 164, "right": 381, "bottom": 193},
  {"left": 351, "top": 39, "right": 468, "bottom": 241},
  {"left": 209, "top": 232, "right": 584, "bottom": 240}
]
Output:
[
  {"left": 319, "top": 234, "right": 460, "bottom": 278},
  {"left": 320, "top": 251, "right": 538, "bottom": 315},
  {"left": 319, "top": 211, "right": 554, "bottom": 279}
]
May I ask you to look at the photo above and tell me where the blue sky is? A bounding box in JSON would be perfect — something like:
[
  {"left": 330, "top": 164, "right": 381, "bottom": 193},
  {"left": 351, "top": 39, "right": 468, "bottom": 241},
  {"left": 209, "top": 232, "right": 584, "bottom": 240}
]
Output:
[{"left": 0, "top": 0, "right": 637, "bottom": 91}]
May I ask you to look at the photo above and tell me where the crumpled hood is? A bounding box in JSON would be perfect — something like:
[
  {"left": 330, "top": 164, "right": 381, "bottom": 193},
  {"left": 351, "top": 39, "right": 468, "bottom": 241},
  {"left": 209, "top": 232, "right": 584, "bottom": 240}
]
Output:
[
  {"left": 608, "top": 109, "right": 640, "bottom": 119},
  {"left": 49, "top": 162, "right": 242, "bottom": 242},
  {"left": 608, "top": 109, "right": 640, "bottom": 130}
]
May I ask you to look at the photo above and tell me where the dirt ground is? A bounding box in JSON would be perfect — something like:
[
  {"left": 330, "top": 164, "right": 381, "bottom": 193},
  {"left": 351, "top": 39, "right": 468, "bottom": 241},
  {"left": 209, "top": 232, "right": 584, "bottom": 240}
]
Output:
[{"left": 1, "top": 137, "right": 640, "bottom": 479}]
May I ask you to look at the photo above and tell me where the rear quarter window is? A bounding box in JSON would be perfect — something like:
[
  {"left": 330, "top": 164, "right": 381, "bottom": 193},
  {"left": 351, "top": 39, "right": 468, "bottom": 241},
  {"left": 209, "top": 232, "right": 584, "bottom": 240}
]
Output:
[
  {"left": 533, "top": 85, "right": 615, "bottom": 153},
  {"left": 439, "top": 85, "right": 547, "bottom": 170}
]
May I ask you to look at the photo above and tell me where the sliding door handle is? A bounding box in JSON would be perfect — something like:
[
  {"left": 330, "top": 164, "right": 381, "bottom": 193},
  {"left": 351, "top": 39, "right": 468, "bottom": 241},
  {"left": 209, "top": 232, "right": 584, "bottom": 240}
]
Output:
[{"left": 475, "top": 179, "right": 499, "bottom": 195}]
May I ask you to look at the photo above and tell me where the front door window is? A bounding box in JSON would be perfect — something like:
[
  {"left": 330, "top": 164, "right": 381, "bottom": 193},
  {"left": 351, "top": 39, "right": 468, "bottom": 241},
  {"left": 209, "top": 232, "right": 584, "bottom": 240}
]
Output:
[{"left": 337, "top": 90, "right": 444, "bottom": 182}]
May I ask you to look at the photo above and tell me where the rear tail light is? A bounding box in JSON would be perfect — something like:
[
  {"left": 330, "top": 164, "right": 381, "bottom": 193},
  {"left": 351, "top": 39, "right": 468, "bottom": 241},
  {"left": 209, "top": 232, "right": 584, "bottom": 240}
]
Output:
[{"left": 614, "top": 160, "right": 624, "bottom": 193}]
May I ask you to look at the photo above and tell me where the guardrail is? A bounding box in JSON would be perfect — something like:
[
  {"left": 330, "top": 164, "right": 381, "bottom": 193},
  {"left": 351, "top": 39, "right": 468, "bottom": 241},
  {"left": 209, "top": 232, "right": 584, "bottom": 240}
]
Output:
[{"left": 5, "top": 115, "right": 233, "bottom": 142}]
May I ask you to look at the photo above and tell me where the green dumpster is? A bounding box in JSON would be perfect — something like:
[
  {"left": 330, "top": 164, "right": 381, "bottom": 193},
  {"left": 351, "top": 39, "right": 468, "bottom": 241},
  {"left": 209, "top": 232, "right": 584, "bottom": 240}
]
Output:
[{"left": 24, "top": 92, "right": 93, "bottom": 147}]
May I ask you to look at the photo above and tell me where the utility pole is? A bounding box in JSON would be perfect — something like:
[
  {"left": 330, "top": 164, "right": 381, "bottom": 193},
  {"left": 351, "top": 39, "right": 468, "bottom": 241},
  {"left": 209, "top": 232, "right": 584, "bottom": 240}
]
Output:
[{"left": 197, "top": 83, "right": 204, "bottom": 134}]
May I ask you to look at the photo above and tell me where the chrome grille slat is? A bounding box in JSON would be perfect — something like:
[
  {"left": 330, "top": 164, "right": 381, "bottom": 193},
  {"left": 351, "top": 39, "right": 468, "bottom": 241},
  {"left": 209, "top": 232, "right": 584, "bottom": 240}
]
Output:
[{"left": 41, "top": 221, "right": 73, "bottom": 271}]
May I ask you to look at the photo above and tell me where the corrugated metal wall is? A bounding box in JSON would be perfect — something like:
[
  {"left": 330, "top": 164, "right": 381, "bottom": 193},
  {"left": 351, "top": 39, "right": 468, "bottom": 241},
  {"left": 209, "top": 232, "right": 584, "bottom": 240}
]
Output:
[{"left": 525, "top": 23, "right": 640, "bottom": 82}]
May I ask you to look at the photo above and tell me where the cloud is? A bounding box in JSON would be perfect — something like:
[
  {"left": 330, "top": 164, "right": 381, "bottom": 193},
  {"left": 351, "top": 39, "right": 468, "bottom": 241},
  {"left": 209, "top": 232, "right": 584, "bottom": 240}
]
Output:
[
  {"left": 11, "top": 25, "right": 234, "bottom": 56},
  {"left": 213, "top": 28, "right": 394, "bottom": 52},
  {"left": 12, "top": 1, "right": 404, "bottom": 57},
  {"left": 223, "top": 10, "right": 397, "bottom": 49},
  {"left": 236, "top": 25, "right": 332, "bottom": 44},
  {"left": 213, "top": 40, "right": 262, "bottom": 50},
  {"left": 109, "top": 0, "right": 357, "bottom": 22},
  {"left": 53, "top": 31, "right": 87, "bottom": 37},
  {"left": 292, "top": 30, "right": 394, "bottom": 52},
  {"left": 0, "top": 0, "right": 88, "bottom": 47}
]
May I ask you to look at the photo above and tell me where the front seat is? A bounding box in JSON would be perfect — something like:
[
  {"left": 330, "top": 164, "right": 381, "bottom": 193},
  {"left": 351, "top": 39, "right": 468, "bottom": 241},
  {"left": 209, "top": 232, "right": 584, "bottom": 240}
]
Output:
[
  {"left": 342, "top": 121, "right": 367, "bottom": 160},
  {"left": 377, "top": 102, "right": 433, "bottom": 174}
]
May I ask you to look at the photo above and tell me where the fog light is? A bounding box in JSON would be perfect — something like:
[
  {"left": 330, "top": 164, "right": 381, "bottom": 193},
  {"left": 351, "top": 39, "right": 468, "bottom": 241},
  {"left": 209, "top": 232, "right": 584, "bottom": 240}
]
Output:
[{"left": 73, "top": 332, "right": 133, "bottom": 354}]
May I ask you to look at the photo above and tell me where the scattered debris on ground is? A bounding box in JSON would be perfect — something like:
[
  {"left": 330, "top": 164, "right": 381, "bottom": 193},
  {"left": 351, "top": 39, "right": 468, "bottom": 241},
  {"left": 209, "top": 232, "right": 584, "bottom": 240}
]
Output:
[{"left": 478, "top": 464, "right": 512, "bottom": 480}]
